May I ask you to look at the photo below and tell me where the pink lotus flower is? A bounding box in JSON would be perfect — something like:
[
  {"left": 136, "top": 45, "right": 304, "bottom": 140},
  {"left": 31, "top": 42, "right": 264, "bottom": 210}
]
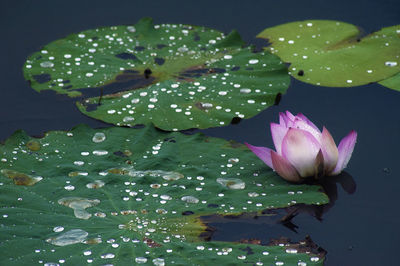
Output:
[{"left": 245, "top": 111, "right": 357, "bottom": 182}]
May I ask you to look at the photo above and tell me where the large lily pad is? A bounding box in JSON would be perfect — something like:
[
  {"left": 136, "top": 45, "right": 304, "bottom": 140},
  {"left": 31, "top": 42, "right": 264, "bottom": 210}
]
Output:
[
  {"left": 0, "top": 125, "right": 327, "bottom": 265},
  {"left": 257, "top": 20, "right": 400, "bottom": 87},
  {"left": 24, "top": 18, "right": 289, "bottom": 130}
]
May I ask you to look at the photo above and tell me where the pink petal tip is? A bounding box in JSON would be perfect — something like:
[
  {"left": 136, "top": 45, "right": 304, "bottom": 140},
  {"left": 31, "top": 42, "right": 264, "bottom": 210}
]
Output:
[
  {"left": 245, "top": 142, "right": 274, "bottom": 169},
  {"left": 330, "top": 130, "right": 357, "bottom": 175}
]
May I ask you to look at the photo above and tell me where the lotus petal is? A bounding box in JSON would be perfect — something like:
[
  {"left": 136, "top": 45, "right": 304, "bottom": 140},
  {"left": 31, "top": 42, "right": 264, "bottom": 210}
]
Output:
[
  {"left": 292, "top": 118, "right": 321, "bottom": 140},
  {"left": 282, "top": 128, "right": 321, "bottom": 177},
  {"left": 279, "top": 112, "right": 288, "bottom": 126},
  {"left": 245, "top": 143, "right": 273, "bottom": 169},
  {"left": 330, "top": 130, "right": 357, "bottom": 175},
  {"left": 320, "top": 127, "right": 339, "bottom": 173},
  {"left": 285, "top": 110, "right": 295, "bottom": 121},
  {"left": 271, "top": 151, "right": 301, "bottom": 182},
  {"left": 270, "top": 123, "right": 288, "bottom": 155},
  {"left": 313, "top": 149, "right": 325, "bottom": 178},
  {"left": 284, "top": 111, "right": 296, "bottom": 128},
  {"left": 297, "top": 113, "right": 319, "bottom": 132}
]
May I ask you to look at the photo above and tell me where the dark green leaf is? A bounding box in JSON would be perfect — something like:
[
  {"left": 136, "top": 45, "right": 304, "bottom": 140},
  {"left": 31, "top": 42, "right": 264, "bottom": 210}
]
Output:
[
  {"left": 0, "top": 125, "right": 327, "bottom": 264},
  {"left": 24, "top": 18, "right": 289, "bottom": 130}
]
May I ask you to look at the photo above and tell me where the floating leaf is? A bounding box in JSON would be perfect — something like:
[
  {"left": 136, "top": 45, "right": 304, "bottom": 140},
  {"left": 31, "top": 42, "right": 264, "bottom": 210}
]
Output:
[
  {"left": 23, "top": 18, "right": 289, "bottom": 130},
  {"left": 0, "top": 125, "right": 327, "bottom": 264},
  {"left": 379, "top": 72, "right": 400, "bottom": 91},
  {"left": 257, "top": 20, "right": 400, "bottom": 87}
]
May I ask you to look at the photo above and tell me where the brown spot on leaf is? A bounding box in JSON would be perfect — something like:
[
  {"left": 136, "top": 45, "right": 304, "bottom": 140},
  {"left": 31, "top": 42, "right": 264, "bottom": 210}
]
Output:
[
  {"left": 226, "top": 140, "right": 242, "bottom": 149},
  {"left": 108, "top": 168, "right": 129, "bottom": 175},
  {"left": 120, "top": 210, "right": 137, "bottom": 215},
  {"left": 123, "top": 149, "right": 132, "bottom": 156},
  {"left": 194, "top": 102, "right": 205, "bottom": 111},
  {"left": 143, "top": 237, "right": 162, "bottom": 248},
  {"left": 84, "top": 238, "right": 102, "bottom": 244},
  {"left": 26, "top": 140, "right": 41, "bottom": 151},
  {"left": 1, "top": 169, "right": 42, "bottom": 186}
]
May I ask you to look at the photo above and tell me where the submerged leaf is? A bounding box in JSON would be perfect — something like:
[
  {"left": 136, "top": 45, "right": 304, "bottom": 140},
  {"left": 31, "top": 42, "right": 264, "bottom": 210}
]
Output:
[
  {"left": 0, "top": 125, "right": 326, "bottom": 264},
  {"left": 257, "top": 20, "right": 400, "bottom": 87}
]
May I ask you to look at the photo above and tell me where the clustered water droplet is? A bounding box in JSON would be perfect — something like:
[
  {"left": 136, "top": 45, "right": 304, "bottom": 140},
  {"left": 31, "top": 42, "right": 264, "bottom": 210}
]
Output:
[
  {"left": 216, "top": 177, "right": 245, "bottom": 189},
  {"left": 58, "top": 197, "right": 100, "bottom": 219},
  {"left": 46, "top": 229, "right": 88, "bottom": 246},
  {"left": 181, "top": 195, "right": 199, "bottom": 203},
  {"left": 92, "top": 132, "right": 106, "bottom": 143}
]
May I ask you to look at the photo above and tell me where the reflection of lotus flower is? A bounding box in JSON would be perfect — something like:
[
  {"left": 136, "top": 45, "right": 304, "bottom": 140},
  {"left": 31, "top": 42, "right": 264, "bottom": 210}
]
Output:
[{"left": 245, "top": 111, "right": 357, "bottom": 182}]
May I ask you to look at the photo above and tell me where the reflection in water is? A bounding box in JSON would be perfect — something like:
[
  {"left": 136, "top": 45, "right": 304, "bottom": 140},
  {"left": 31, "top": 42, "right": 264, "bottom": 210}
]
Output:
[
  {"left": 284, "top": 171, "right": 357, "bottom": 224},
  {"left": 201, "top": 172, "right": 356, "bottom": 239}
]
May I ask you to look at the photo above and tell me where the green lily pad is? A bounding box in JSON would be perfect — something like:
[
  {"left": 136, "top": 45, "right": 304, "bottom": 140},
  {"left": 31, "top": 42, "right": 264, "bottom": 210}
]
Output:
[
  {"left": 379, "top": 72, "right": 400, "bottom": 91},
  {"left": 23, "top": 18, "right": 289, "bottom": 130},
  {"left": 0, "top": 125, "right": 327, "bottom": 265},
  {"left": 257, "top": 20, "right": 400, "bottom": 87}
]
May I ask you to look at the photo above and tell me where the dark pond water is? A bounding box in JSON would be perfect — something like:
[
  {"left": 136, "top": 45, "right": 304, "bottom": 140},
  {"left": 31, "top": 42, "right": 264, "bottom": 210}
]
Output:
[{"left": 1, "top": 0, "right": 399, "bottom": 265}]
